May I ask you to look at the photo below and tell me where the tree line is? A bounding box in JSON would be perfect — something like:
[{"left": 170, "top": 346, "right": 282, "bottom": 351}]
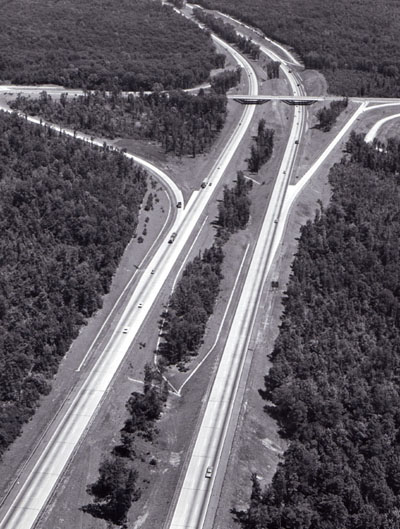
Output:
[
  {"left": 0, "top": 111, "right": 147, "bottom": 459},
  {"left": 0, "top": 0, "right": 223, "bottom": 92},
  {"left": 195, "top": 0, "right": 400, "bottom": 97},
  {"left": 211, "top": 67, "right": 242, "bottom": 94},
  {"left": 266, "top": 60, "right": 281, "bottom": 80},
  {"left": 159, "top": 172, "right": 252, "bottom": 365},
  {"left": 236, "top": 133, "right": 400, "bottom": 528},
  {"left": 316, "top": 98, "right": 348, "bottom": 132},
  {"left": 247, "top": 119, "right": 274, "bottom": 173},
  {"left": 193, "top": 8, "right": 261, "bottom": 60},
  {"left": 12, "top": 88, "right": 231, "bottom": 158}
]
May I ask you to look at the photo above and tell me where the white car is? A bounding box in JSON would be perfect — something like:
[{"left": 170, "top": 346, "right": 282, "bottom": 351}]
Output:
[
  {"left": 122, "top": 327, "right": 129, "bottom": 334},
  {"left": 138, "top": 303, "right": 143, "bottom": 308},
  {"left": 205, "top": 466, "right": 213, "bottom": 478}
]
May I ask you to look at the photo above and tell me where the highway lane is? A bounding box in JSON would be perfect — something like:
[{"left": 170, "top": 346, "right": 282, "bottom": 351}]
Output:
[
  {"left": 0, "top": 30, "right": 258, "bottom": 529},
  {"left": 166, "top": 8, "right": 308, "bottom": 529},
  {"left": 166, "top": 119, "right": 303, "bottom": 529}
]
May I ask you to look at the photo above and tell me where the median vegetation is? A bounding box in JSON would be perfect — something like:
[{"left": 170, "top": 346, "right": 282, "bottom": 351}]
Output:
[
  {"left": 83, "top": 365, "right": 167, "bottom": 526},
  {"left": 316, "top": 98, "right": 348, "bottom": 132},
  {"left": 237, "top": 133, "right": 400, "bottom": 528},
  {"left": 0, "top": 0, "right": 222, "bottom": 91},
  {"left": 159, "top": 172, "right": 252, "bottom": 365},
  {"left": 0, "top": 111, "right": 147, "bottom": 460},
  {"left": 247, "top": 119, "right": 275, "bottom": 173}
]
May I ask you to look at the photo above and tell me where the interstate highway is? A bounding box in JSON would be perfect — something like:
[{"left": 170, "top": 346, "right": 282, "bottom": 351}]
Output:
[
  {"left": 166, "top": 8, "right": 309, "bottom": 528},
  {"left": 0, "top": 33, "right": 258, "bottom": 529}
]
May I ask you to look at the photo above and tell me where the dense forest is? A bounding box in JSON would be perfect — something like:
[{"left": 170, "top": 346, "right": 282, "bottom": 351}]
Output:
[
  {"left": 0, "top": 0, "right": 222, "bottom": 91},
  {"left": 159, "top": 172, "right": 252, "bottom": 365},
  {"left": 11, "top": 88, "right": 230, "bottom": 157},
  {"left": 237, "top": 134, "right": 400, "bottom": 528},
  {"left": 0, "top": 111, "right": 147, "bottom": 459},
  {"left": 195, "top": 0, "right": 400, "bottom": 97}
]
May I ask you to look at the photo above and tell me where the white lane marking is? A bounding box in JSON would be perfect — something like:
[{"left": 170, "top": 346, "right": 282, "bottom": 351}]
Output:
[{"left": 244, "top": 174, "right": 261, "bottom": 185}]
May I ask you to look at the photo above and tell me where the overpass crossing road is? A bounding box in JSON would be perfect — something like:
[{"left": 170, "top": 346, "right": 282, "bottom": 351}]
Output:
[{"left": 229, "top": 94, "right": 400, "bottom": 105}]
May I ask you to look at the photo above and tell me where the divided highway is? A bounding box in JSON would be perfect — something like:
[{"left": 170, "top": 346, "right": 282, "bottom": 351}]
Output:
[
  {"left": 165, "top": 10, "right": 309, "bottom": 529},
  {"left": 3, "top": 6, "right": 399, "bottom": 529},
  {"left": 0, "top": 34, "right": 258, "bottom": 529}
]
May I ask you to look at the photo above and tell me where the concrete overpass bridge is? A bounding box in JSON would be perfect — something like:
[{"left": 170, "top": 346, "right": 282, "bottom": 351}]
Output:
[
  {"left": 229, "top": 94, "right": 400, "bottom": 106},
  {"left": 230, "top": 94, "right": 340, "bottom": 106}
]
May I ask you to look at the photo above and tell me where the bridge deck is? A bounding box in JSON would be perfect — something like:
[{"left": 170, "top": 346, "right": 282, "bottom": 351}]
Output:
[{"left": 229, "top": 94, "right": 400, "bottom": 104}]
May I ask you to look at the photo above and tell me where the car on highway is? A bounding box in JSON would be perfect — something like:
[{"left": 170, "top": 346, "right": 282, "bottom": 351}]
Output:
[
  {"left": 176, "top": 201, "right": 182, "bottom": 208},
  {"left": 151, "top": 269, "right": 155, "bottom": 274},
  {"left": 201, "top": 182, "right": 207, "bottom": 188},
  {"left": 168, "top": 232, "right": 177, "bottom": 244},
  {"left": 122, "top": 327, "right": 129, "bottom": 334},
  {"left": 205, "top": 466, "right": 213, "bottom": 478},
  {"left": 295, "top": 140, "right": 299, "bottom": 145}
]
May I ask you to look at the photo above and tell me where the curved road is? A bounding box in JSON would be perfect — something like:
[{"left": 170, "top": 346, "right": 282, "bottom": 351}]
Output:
[{"left": 364, "top": 112, "right": 400, "bottom": 143}]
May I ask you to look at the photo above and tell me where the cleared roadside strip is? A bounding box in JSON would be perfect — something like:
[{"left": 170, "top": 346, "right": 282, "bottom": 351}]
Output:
[{"left": 0, "top": 31, "right": 258, "bottom": 529}]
